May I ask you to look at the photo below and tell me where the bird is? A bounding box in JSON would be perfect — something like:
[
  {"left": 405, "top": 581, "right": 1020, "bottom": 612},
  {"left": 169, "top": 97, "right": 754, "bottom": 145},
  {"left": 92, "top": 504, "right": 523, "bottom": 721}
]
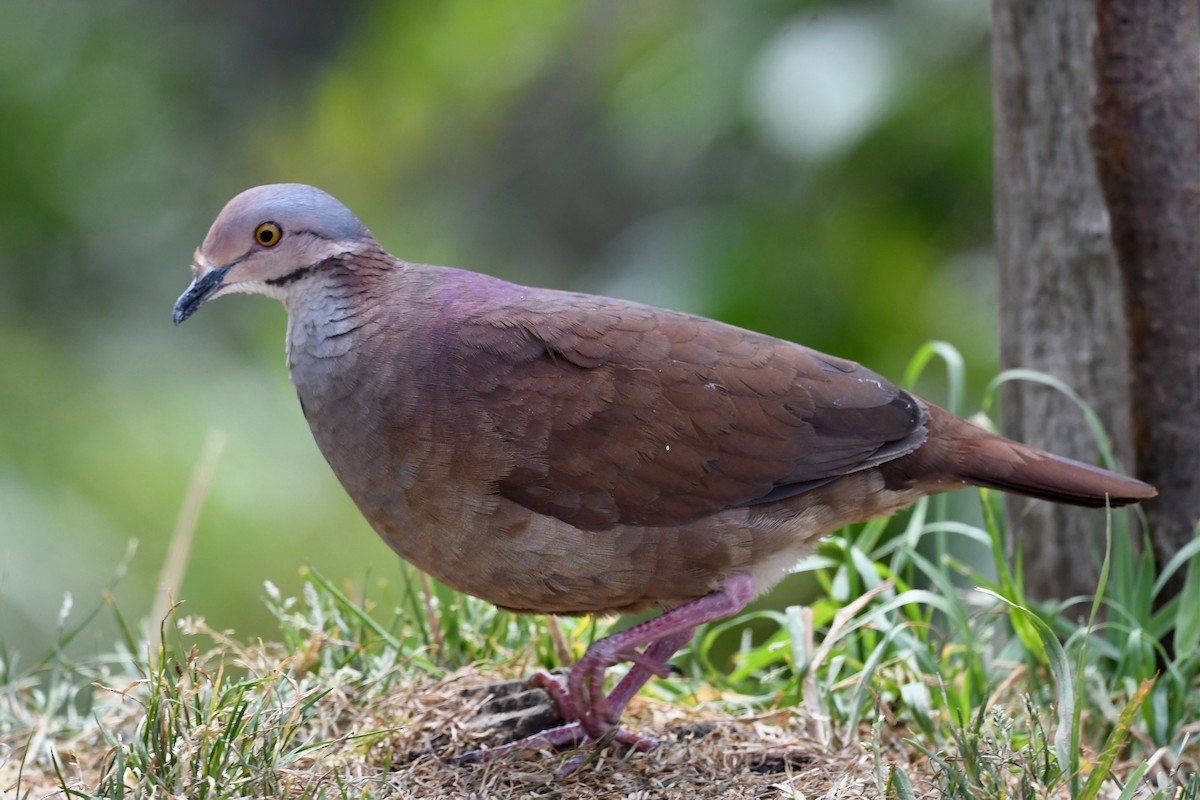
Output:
[{"left": 174, "top": 183, "right": 1155, "bottom": 759}]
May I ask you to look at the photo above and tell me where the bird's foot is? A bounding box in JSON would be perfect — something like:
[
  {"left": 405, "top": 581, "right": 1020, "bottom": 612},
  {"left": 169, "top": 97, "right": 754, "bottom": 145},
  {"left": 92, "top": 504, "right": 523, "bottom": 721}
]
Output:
[
  {"left": 455, "top": 576, "right": 756, "bottom": 772},
  {"left": 454, "top": 657, "right": 669, "bottom": 769},
  {"left": 558, "top": 641, "right": 679, "bottom": 739}
]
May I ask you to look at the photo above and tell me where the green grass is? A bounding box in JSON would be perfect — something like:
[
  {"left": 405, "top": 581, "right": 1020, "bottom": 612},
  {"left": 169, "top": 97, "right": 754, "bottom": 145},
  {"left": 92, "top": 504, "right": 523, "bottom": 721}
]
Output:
[{"left": 2, "top": 343, "right": 1198, "bottom": 798}]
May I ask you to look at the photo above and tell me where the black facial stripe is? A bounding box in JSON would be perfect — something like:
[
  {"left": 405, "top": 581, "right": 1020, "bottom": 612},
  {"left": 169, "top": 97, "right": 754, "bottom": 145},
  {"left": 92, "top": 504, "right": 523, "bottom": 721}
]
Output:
[
  {"left": 264, "top": 255, "right": 347, "bottom": 288},
  {"left": 266, "top": 265, "right": 315, "bottom": 287}
]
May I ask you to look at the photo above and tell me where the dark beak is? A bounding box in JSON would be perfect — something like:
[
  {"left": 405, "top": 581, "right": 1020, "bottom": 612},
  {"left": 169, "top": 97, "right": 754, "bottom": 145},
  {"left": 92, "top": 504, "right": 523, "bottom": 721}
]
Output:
[{"left": 173, "top": 265, "right": 230, "bottom": 324}]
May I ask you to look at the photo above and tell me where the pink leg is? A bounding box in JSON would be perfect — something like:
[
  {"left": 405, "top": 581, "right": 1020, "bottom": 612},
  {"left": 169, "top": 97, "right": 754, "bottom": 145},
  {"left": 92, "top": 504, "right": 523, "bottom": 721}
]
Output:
[
  {"left": 600, "top": 628, "right": 694, "bottom": 719},
  {"left": 462, "top": 574, "right": 755, "bottom": 765},
  {"left": 529, "top": 645, "right": 682, "bottom": 724},
  {"left": 568, "top": 573, "right": 755, "bottom": 739}
]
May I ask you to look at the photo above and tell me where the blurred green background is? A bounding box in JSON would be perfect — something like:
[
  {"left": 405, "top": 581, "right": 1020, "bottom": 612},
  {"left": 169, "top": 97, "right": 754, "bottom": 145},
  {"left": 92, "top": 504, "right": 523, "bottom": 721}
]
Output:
[{"left": 0, "top": 0, "right": 995, "bottom": 660}]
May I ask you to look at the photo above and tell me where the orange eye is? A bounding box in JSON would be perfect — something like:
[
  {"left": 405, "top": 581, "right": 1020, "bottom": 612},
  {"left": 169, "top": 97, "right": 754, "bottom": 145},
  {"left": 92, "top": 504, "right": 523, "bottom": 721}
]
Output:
[{"left": 254, "top": 221, "right": 282, "bottom": 247}]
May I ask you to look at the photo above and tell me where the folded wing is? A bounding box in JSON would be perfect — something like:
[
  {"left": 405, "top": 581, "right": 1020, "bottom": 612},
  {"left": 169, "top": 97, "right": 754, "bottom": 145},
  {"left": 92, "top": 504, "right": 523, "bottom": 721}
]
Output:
[{"left": 454, "top": 292, "right": 928, "bottom": 530}]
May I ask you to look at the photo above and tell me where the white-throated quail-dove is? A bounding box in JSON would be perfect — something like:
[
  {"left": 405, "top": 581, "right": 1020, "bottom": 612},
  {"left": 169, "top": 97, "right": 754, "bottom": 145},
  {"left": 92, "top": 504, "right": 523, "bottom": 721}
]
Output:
[{"left": 173, "top": 184, "right": 1155, "bottom": 758}]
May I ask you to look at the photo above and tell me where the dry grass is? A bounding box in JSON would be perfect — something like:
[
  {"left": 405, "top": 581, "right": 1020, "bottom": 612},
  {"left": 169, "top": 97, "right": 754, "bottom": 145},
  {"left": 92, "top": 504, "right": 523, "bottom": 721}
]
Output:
[
  {"left": 317, "top": 671, "right": 934, "bottom": 799},
  {"left": 2, "top": 655, "right": 935, "bottom": 800},
  {"left": 3, "top": 586, "right": 1198, "bottom": 799}
]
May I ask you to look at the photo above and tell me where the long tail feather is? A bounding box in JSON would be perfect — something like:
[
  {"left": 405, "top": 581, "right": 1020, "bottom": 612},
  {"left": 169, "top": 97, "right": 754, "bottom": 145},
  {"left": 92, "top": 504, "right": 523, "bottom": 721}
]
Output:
[{"left": 918, "top": 404, "right": 1156, "bottom": 508}]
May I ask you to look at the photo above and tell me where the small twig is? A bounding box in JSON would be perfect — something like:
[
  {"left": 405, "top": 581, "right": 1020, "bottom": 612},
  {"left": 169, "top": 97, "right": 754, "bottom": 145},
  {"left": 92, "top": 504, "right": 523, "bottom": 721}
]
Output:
[
  {"left": 546, "top": 615, "right": 572, "bottom": 666},
  {"left": 150, "top": 430, "right": 226, "bottom": 658},
  {"left": 419, "top": 572, "right": 444, "bottom": 657},
  {"left": 986, "top": 662, "right": 1027, "bottom": 708}
]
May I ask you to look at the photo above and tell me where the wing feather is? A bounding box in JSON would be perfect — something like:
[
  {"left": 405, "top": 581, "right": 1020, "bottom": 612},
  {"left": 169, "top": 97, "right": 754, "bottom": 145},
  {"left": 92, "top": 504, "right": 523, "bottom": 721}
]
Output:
[{"left": 452, "top": 291, "right": 927, "bottom": 530}]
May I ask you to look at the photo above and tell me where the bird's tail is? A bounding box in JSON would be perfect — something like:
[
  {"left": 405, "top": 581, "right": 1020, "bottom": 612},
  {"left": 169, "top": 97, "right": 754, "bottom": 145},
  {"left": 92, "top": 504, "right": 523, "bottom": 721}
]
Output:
[{"left": 923, "top": 405, "right": 1156, "bottom": 508}]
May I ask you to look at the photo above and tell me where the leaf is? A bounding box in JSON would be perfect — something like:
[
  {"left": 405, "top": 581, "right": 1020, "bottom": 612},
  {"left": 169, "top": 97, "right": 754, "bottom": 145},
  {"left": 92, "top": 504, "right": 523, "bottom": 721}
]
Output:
[{"left": 1078, "top": 678, "right": 1154, "bottom": 800}]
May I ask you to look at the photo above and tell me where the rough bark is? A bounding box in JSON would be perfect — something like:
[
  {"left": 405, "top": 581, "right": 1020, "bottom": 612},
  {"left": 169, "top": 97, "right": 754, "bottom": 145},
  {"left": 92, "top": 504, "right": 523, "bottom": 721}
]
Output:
[
  {"left": 1091, "top": 0, "right": 1200, "bottom": 575},
  {"left": 991, "top": 1, "right": 1137, "bottom": 601}
]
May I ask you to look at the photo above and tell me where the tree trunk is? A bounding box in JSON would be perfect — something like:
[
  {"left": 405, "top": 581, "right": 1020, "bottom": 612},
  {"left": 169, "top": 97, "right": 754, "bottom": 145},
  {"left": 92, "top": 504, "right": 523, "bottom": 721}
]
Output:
[
  {"left": 1091, "top": 0, "right": 1200, "bottom": 579},
  {"left": 991, "top": 0, "right": 1137, "bottom": 602}
]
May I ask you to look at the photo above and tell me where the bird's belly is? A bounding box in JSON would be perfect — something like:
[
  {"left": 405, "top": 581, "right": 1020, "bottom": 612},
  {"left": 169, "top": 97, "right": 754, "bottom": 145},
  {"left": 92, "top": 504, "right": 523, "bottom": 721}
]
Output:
[
  {"left": 360, "top": 489, "right": 737, "bottom": 615},
  {"left": 349, "top": 471, "right": 926, "bottom": 616}
]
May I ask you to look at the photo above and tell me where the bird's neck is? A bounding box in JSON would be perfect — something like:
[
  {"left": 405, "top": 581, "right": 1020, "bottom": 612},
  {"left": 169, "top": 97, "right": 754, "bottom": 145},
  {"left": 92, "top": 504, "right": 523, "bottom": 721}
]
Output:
[
  {"left": 285, "top": 285, "right": 346, "bottom": 357},
  {"left": 281, "top": 257, "right": 389, "bottom": 409}
]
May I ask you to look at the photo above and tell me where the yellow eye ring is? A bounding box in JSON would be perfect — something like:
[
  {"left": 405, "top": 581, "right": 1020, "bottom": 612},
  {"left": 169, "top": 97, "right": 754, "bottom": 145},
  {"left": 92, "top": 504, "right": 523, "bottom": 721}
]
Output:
[{"left": 254, "top": 221, "right": 282, "bottom": 248}]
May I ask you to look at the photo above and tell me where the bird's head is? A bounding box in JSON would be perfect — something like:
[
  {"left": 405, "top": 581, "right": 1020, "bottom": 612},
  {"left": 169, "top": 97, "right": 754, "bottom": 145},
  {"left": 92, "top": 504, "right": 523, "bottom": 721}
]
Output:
[{"left": 173, "top": 184, "right": 374, "bottom": 324}]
